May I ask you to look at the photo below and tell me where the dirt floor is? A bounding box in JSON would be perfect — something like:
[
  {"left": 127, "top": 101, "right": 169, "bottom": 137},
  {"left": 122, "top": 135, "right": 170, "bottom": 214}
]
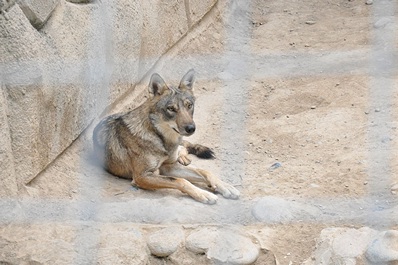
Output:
[{"left": 2, "top": 0, "right": 398, "bottom": 264}]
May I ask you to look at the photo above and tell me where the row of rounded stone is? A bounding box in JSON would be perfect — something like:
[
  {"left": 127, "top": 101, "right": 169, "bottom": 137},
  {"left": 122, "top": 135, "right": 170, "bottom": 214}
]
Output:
[
  {"left": 147, "top": 225, "right": 398, "bottom": 264},
  {"left": 147, "top": 226, "right": 260, "bottom": 265}
]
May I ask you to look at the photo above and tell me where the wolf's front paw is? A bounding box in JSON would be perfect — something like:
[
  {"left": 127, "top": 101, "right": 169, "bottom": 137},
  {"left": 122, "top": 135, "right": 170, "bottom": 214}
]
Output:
[
  {"left": 177, "top": 155, "right": 191, "bottom": 166},
  {"left": 177, "top": 146, "right": 191, "bottom": 166},
  {"left": 215, "top": 182, "right": 240, "bottom": 200},
  {"left": 191, "top": 189, "right": 218, "bottom": 204}
]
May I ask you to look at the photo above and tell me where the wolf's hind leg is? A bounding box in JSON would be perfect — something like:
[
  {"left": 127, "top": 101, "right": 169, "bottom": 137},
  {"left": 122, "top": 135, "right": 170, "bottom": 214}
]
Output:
[
  {"left": 133, "top": 172, "right": 218, "bottom": 204},
  {"left": 160, "top": 163, "right": 240, "bottom": 200}
]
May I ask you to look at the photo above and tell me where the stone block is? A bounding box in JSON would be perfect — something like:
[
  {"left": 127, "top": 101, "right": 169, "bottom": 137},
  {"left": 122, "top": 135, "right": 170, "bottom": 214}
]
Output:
[
  {"left": 0, "top": 4, "right": 54, "bottom": 187},
  {"left": 107, "top": 0, "right": 143, "bottom": 103},
  {"left": 0, "top": 0, "right": 17, "bottom": 13},
  {"left": 187, "top": 0, "right": 217, "bottom": 25},
  {"left": 18, "top": 0, "right": 60, "bottom": 29},
  {"left": 1, "top": 4, "right": 104, "bottom": 186},
  {"left": 43, "top": 0, "right": 142, "bottom": 104},
  {"left": 0, "top": 86, "right": 18, "bottom": 197},
  {"left": 0, "top": 5, "right": 44, "bottom": 64},
  {"left": 139, "top": 0, "right": 188, "bottom": 76}
]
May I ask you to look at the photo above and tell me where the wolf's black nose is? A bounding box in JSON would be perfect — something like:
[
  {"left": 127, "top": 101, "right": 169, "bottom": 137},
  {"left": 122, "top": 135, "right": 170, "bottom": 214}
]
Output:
[{"left": 185, "top": 124, "right": 196, "bottom": 134}]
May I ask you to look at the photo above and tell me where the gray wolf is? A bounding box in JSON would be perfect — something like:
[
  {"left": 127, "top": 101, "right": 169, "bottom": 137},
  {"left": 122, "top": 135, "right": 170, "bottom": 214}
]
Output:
[{"left": 92, "top": 69, "right": 240, "bottom": 204}]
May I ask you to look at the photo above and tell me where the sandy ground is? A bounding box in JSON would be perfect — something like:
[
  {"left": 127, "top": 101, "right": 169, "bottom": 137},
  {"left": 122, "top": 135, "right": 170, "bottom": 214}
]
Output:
[{"left": 1, "top": 0, "right": 398, "bottom": 264}]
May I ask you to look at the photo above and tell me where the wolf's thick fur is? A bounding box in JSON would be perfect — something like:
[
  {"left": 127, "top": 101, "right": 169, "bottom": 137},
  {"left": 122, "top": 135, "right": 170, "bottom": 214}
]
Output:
[{"left": 93, "top": 70, "right": 239, "bottom": 204}]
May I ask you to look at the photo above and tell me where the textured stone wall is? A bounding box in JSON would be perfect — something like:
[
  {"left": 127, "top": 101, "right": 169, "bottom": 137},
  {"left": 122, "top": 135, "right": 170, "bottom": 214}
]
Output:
[{"left": 0, "top": 0, "right": 217, "bottom": 196}]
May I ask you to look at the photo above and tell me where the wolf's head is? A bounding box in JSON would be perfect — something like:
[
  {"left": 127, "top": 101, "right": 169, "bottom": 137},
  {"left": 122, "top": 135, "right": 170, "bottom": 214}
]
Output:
[{"left": 148, "top": 69, "right": 197, "bottom": 137}]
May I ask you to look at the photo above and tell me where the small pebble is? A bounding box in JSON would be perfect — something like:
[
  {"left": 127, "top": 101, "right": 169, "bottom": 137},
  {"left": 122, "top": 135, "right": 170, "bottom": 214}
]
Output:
[
  {"left": 311, "top": 106, "right": 316, "bottom": 109},
  {"left": 366, "top": 0, "right": 373, "bottom": 5},
  {"left": 305, "top": 20, "right": 316, "bottom": 25},
  {"left": 269, "top": 162, "right": 282, "bottom": 171}
]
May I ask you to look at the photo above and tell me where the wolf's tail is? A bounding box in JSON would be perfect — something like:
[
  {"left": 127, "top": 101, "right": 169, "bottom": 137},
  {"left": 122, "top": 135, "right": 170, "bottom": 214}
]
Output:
[
  {"left": 182, "top": 140, "right": 216, "bottom": 159},
  {"left": 92, "top": 114, "right": 122, "bottom": 148},
  {"left": 92, "top": 118, "right": 107, "bottom": 148}
]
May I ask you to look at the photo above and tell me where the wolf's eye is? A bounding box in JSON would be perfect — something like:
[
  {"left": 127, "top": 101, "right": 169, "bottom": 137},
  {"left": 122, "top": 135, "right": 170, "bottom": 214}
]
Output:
[
  {"left": 167, "top": 106, "right": 177, "bottom": 112},
  {"left": 186, "top": 102, "right": 193, "bottom": 109}
]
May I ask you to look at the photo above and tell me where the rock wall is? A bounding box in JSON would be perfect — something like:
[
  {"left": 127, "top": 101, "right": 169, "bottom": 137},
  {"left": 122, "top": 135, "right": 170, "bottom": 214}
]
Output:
[{"left": 0, "top": 0, "right": 217, "bottom": 196}]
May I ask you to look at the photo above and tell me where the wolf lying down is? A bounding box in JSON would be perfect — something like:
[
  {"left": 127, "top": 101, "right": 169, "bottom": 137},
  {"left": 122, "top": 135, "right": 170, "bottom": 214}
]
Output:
[{"left": 93, "top": 69, "right": 240, "bottom": 204}]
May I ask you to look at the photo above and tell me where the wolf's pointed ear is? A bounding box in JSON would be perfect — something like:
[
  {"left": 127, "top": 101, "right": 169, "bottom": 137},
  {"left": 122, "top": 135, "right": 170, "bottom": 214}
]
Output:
[
  {"left": 179, "top": 69, "right": 196, "bottom": 91},
  {"left": 149, "top": 73, "right": 168, "bottom": 96}
]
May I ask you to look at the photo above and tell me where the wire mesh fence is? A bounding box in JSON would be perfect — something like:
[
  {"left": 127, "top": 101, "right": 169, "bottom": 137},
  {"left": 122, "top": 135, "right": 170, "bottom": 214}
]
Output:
[{"left": 1, "top": 0, "right": 398, "bottom": 263}]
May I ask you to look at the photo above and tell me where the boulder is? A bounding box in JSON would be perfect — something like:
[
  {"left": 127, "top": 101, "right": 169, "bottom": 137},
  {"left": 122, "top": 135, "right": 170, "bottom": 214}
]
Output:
[
  {"left": 366, "top": 230, "right": 398, "bottom": 264},
  {"left": 304, "top": 227, "right": 398, "bottom": 265},
  {"left": 147, "top": 226, "right": 185, "bottom": 257},
  {"left": 186, "top": 227, "right": 260, "bottom": 265}
]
